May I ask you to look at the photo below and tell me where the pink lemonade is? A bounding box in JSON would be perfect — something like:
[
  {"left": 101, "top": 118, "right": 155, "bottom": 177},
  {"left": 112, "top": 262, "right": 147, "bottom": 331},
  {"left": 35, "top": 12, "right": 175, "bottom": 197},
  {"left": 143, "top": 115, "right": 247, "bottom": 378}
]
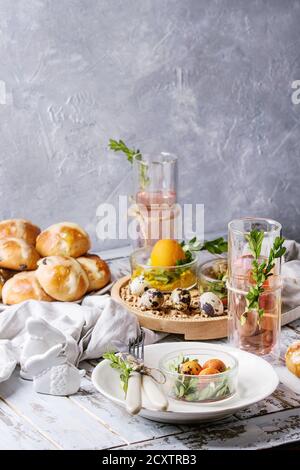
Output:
[
  {"left": 136, "top": 190, "right": 177, "bottom": 206},
  {"left": 134, "top": 190, "right": 178, "bottom": 247},
  {"left": 228, "top": 254, "right": 281, "bottom": 357}
]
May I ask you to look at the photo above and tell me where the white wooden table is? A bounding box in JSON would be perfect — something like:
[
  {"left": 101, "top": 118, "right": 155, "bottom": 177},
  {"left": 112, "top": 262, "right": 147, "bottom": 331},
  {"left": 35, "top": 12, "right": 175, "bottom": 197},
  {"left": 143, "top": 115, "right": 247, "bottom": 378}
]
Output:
[{"left": 0, "top": 253, "right": 300, "bottom": 450}]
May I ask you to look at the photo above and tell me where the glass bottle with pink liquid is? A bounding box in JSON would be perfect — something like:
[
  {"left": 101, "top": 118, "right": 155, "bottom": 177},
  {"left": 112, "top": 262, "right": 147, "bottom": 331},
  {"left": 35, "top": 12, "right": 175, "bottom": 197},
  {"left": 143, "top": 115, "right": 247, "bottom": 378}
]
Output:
[
  {"left": 130, "top": 152, "right": 178, "bottom": 248},
  {"left": 227, "top": 218, "right": 283, "bottom": 360}
]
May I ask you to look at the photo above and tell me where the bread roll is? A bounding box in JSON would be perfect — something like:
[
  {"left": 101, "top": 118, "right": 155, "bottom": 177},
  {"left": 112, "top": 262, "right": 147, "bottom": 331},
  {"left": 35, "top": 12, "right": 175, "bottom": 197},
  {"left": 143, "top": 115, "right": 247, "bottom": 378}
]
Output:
[
  {"left": 2, "top": 271, "right": 53, "bottom": 305},
  {"left": 77, "top": 254, "right": 111, "bottom": 292},
  {"left": 36, "top": 256, "right": 89, "bottom": 301},
  {"left": 0, "top": 238, "right": 40, "bottom": 270},
  {"left": 0, "top": 219, "right": 40, "bottom": 246},
  {"left": 36, "top": 222, "right": 91, "bottom": 258},
  {"left": 0, "top": 268, "right": 17, "bottom": 300},
  {"left": 285, "top": 341, "right": 300, "bottom": 378}
]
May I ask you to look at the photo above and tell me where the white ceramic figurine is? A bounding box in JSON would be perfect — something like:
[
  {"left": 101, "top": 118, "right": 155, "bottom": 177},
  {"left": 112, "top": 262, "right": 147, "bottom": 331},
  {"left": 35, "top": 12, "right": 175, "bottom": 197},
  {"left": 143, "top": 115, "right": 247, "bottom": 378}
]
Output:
[
  {"left": 20, "top": 318, "right": 66, "bottom": 380},
  {"left": 24, "top": 344, "right": 85, "bottom": 396}
]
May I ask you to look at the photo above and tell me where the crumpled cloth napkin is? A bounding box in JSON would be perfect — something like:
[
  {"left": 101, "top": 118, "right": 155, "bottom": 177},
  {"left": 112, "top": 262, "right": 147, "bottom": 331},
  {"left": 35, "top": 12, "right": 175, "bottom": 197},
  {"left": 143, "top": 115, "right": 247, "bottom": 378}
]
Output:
[{"left": 0, "top": 294, "right": 162, "bottom": 383}]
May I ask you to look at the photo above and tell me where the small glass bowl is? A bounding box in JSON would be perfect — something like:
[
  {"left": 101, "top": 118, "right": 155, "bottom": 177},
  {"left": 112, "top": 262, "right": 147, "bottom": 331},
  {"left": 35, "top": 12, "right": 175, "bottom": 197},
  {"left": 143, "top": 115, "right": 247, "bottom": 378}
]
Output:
[
  {"left": 130, "top": 247, "right": 198, "bottom": 292},
  {"left": 159, "top": 348, "right": 238, "bottom": 403},
  {"left": 198, "top": 258, "right": 228, "bottom": 307}
]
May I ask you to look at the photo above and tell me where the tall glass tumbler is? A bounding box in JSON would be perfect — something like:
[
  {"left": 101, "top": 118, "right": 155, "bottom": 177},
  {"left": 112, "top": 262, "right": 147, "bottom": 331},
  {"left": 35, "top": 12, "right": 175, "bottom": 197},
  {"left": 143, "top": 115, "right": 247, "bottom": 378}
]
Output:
[
  {"left": 130, "top": 153, "right": 179, "bottom": 248},
  {"left": 227, "top": 218, "right": 283, "bottom": 359}
]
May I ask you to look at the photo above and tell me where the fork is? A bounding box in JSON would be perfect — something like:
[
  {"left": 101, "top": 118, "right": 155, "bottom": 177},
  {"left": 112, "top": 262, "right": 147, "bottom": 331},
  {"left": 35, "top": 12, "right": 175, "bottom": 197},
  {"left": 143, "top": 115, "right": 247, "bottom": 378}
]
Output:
[
  {"left": 126, "top": 330, "right": 168, "bottom": 415},
  {"left": 125, "top": 331, "right": 144, "bottom": 415}
]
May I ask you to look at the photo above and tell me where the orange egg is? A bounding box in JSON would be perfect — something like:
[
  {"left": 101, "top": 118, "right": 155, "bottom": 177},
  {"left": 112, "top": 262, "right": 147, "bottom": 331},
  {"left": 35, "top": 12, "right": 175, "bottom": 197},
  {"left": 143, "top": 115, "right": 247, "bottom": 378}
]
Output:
[
  {"left": 180, "top": 360, "right": 202, "bottom": 375},
  {"left": 199, "top": 367, "right": 220, "bottom": 375},
  {"left": 150, "top": 239, "right": 186, "bottom": 267},
  {"left": 202, "top": 359, "right": 226, "bottom": 372}
]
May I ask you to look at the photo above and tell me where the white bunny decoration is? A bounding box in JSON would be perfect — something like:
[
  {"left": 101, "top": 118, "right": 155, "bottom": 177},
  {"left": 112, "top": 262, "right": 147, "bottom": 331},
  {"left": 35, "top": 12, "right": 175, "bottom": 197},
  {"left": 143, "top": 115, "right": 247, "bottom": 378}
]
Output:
[
  {"left": 20, "top": 318, "right": 67, "bottom": 380},
  {"left": 24, "top": 344, "right": 85, "bottom": 396}
]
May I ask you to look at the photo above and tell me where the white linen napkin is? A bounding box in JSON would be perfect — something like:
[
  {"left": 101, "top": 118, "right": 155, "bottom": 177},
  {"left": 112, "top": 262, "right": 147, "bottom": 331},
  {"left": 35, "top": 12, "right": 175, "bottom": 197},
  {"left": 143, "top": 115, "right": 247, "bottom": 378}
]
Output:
[{"left": 0, "top": 294, "right": 162, "bottom": 384}]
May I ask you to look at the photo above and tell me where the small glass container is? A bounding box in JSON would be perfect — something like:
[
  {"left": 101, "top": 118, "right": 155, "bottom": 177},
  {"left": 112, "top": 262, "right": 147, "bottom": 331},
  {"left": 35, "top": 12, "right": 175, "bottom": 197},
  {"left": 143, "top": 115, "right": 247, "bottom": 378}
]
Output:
[
  {"left": 198, "top": 258, "right": 228, "bottom": 308},
  {"left": 130, "top": 247, "right": 198, "bottom": 292},
  {"left": 159, "top": 348, "right": 238, "bottom": 403},
  {"left": 227, "top": 217, "right": 283, "bottom": 359}
]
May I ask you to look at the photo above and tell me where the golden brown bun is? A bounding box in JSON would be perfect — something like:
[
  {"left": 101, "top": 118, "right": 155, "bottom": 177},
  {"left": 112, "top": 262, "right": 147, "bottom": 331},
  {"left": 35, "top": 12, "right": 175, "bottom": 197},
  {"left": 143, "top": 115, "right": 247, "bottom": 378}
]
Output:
[
  {"left": 36, "top": 256, "right": 89, "bottom": 301},
  {"left": 285, "top": 341, "right": 300, "bottom": 378},
  {"left": 0, "top": 268, "right": 17, "bottom": 300},
  {"left": 2, "top": 271, "right": 53, "bottom": 305},
  {"left": 0, "top": 219, "right": 41, "bottom": 246},
  {"left": 36, "top": 222, "right": 91, "bottom": 258},
  {"left": 0, "top": 238, "right": 40, "bottom": 270},
  {"left": 77, "top": 254, "right": 111, "bottom": 292}
]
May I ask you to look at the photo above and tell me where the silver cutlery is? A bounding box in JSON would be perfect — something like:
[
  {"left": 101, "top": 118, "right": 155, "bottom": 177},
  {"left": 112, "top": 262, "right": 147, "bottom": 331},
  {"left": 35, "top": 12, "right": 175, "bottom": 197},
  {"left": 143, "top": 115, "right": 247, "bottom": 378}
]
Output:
[{"left": 126, "top": 331, "right": 168, "bottom": 415}]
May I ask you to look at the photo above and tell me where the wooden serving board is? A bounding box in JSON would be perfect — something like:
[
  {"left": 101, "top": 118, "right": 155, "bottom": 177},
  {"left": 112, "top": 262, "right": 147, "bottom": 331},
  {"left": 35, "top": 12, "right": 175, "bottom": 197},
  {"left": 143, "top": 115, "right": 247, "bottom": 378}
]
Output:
[{"left": 111, "top": 276, "right": 228, "bottom": 340}]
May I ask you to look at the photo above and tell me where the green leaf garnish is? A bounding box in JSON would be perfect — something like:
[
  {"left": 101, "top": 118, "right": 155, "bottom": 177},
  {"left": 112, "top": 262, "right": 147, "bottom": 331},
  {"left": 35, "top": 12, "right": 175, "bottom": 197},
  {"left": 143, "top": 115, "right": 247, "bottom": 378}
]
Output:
[
  {"left": 176, "top": 236, "right": 228, "bottom": 265},
  {"left": 103, "top": 352, "right": 133, "bottom": 395},
  {"left": 242, "top": 229, "right": 286, "bottom": 323},
  {"left": 108, "top": 139, "right": 142, "bottom": 163},
  {"left": 108, "top": 138, "right": 149, "bottom": 188}
]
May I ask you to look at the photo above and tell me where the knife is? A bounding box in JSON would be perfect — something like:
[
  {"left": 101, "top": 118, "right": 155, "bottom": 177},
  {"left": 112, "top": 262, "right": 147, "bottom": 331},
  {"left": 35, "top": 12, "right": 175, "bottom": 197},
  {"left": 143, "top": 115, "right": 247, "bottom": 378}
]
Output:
[
  {"left": 142, "top": 375, "right": 169, "bottom": 411},
  {"left": 125, "top": 371, "right": 142, "bottom": 415}
]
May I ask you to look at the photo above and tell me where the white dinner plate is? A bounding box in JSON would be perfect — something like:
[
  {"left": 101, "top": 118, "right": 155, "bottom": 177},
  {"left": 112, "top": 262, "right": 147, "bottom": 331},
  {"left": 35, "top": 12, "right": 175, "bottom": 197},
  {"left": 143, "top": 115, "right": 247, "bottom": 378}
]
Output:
[{"left": 92, "top": 342, "right": 279, "bottom": 424}]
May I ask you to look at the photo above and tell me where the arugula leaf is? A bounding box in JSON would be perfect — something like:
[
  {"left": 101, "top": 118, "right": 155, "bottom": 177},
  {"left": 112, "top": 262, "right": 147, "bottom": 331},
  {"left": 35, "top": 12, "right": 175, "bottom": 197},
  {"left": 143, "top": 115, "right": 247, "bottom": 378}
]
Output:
[
  {"left": 202, "top": 238, "right": 228, "bottom": 255},
  {"left": 177, "top": 237, "right": 228, "bottom": 265}
]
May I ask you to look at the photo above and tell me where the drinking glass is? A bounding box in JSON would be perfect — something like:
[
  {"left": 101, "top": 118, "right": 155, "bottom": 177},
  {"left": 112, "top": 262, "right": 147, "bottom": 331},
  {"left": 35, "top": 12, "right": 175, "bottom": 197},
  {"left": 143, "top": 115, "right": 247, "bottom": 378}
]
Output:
[
  {"left": 227, "top": 217, "right": 282, "bottom": 360},
  {"left": 130, "top": 153, "right": 179, "bottom": 247}
]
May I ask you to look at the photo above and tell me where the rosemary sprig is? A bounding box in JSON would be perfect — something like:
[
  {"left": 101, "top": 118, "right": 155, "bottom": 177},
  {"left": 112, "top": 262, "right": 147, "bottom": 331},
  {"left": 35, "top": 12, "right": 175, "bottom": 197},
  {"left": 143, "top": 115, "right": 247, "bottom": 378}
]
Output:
[
  {"left": 241, "top": 229, "right": 286, "bottom": 324},
  {"left": 176, "top": 236, "right": 228, "bottom": 265},
  {"left": 108, "top": 139, "right": 149, "bottom": 188},
  {"left": 103, "top": 352, "right": 133, "bottom": 395}
]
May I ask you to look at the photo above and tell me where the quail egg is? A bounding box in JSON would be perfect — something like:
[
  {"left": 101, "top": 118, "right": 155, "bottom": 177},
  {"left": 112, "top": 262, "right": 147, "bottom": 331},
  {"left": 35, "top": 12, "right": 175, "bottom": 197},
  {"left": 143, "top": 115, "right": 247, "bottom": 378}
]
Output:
[
  {"left": 199, "top": 292, "right": 224, "bottom": 316},
  {"left": 140, "top": 288, "right": 164, "bottom": 309},
  {"left": 170, "top": 288, "right": 191, "bottom": 311},
  {"left": 129, "top": 275, "right": 149, "bottom": 296}
]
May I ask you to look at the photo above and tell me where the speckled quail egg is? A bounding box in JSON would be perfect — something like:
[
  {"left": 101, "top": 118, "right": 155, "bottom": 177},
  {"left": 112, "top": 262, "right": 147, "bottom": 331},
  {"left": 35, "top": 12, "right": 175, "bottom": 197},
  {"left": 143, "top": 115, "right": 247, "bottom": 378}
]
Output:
[
  {"left": 199, "top": 292, "right": 224, "bottom": 316},
  {"left": 140, "top": 288, "right": 164, "bottom": 309},
  {"left": 170, "top": 288, "right": 191, "bottom": 311},
  {"left": 129, "top": 275, "right": 150, "bottom": 296}
]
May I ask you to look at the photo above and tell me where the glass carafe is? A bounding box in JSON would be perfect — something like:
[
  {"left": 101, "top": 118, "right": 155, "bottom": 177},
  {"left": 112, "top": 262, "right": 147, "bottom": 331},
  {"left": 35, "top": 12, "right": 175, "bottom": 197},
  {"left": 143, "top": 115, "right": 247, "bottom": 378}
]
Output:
[{"left": 227, "top": 217, "right": 282, "bottom": 360}]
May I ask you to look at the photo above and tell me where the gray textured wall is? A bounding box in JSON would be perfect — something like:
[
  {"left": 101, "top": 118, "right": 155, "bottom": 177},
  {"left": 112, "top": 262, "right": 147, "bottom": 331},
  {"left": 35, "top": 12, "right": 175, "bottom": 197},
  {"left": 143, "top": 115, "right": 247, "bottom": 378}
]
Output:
[{"left": 0, "top": 0, "right": 299, "bottom": 249}]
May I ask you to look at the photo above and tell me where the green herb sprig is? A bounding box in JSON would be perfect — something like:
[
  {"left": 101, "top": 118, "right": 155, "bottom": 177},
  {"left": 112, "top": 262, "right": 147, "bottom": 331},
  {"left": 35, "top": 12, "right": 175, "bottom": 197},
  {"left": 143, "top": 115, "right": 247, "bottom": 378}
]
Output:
[
  {"left": 108, "top": 139, "right": 149, "bottom": 188},
  {"left": 103, "top": 352, "right": 133, "bottom": 395},
  {"left": 108, "top": 139, "right": 142, "bottom": 163},
  {"left": 242, "top": 230, "right": 286, "bottom": 324},
  {"left": 176, "top": 236, "right": 228, "bottom": 265}
]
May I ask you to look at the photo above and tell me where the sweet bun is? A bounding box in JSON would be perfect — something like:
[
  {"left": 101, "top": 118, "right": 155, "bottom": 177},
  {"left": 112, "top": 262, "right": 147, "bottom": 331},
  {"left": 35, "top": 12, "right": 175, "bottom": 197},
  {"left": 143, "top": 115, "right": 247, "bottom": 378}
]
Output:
[
  {"left": 0, "top": 238, "right": 40, "bottom": 270},
  {"left": 36, "top": 222, "right": 91, "bottom": 258},
  {"left": 77, "top": 254, "right": 111, "bottom": 292},
  {"left": 0, "top": 219, "right": 41, "bottom": 246},
  {"left": 0, "top": 268, "right": 17, "bottom": 300},
  {"left": 2, "top": 271, "right": 53, "bottom": 305},
  {"left": 36, "top": 256, "right": 89, "bottom": 301},
  {"left": 285, "top": 341, "right": 300, "bottom": 378}
]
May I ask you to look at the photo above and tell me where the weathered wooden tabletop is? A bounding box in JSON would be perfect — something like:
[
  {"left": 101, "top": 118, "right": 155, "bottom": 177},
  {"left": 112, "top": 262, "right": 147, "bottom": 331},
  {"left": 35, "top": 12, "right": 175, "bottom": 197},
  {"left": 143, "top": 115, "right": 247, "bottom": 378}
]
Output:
[{"left": 0, "top": 253, "right": 300, "bottom": 450}]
